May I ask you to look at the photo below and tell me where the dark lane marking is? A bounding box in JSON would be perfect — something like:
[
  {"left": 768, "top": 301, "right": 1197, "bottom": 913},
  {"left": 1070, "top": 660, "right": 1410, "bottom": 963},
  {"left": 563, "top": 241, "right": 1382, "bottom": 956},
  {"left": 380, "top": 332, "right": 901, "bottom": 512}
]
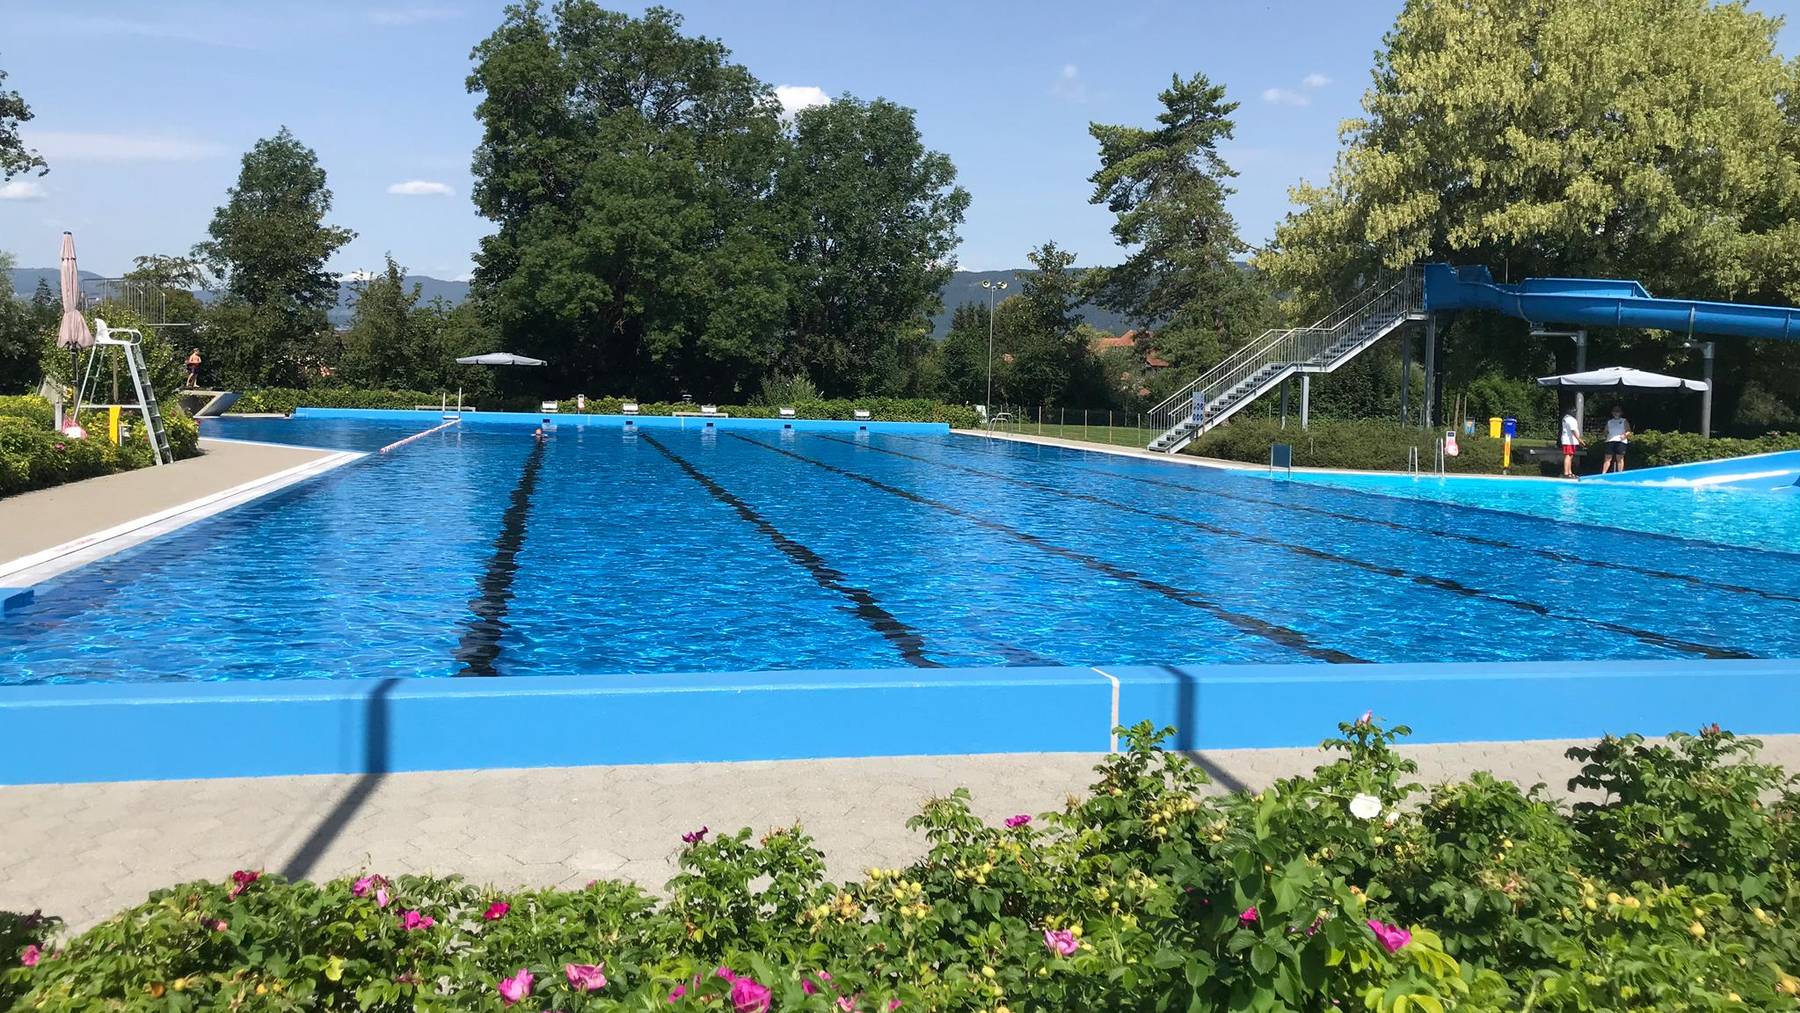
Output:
[
  {"left": 836, "top": 436, "right": 1753, "bottom": 660},
  {"left": 927, "top": 436, "right": 1800, "bottom": 607},
  {"left": 729, "top": 433, "right": 1366, "bottom": 664},
  {"left": 640, "top": 433, "right": 940, "bottom": 668},
  {"left": 454, "top": 439, "right": 548, "bottom": 676}
]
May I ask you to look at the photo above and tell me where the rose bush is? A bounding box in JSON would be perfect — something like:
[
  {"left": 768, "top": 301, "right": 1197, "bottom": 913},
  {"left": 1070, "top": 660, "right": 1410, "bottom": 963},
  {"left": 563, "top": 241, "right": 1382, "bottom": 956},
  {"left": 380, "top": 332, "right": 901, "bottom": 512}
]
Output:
[{"left": 6, "top": 719, "right": 1799, "bottom": 1011}]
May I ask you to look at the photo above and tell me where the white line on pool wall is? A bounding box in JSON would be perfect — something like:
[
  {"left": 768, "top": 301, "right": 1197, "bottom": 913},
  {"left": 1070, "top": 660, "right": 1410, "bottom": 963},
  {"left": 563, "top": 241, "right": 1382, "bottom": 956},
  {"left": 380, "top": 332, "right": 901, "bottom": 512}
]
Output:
[
  {"left": 0, "top": 450, "right": 365, "bottom": 586},
  {"left": 1092, "top": 667, "right": 1121, "bottom": 752}
]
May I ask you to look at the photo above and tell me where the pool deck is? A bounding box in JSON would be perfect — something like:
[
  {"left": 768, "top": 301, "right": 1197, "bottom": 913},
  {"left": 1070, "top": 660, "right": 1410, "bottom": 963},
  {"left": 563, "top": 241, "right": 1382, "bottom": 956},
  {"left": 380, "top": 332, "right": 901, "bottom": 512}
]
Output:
[
  {"left": 13, "top": 734, "right": 1798, "bottom": 932},
  {"left": 0, "top": 437, "right": 358, "bottom": 589}
]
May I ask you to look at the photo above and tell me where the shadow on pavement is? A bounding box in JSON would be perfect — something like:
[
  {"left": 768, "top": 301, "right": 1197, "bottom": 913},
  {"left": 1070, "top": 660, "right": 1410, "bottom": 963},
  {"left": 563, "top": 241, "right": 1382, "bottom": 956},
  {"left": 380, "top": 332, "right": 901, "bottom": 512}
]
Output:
[{"left": 279, "top": 678, "right": 397, "bottom": 881}]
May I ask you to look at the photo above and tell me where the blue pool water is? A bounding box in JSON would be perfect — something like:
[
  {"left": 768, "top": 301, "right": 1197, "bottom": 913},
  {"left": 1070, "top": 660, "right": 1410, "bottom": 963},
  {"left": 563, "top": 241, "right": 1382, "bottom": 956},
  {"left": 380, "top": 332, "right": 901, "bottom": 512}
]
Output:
[
  {"left": 3, "top": 417, "right": 1798, "bottom": 685},
  {"left": 1277, "top": 469, "right": 1797, "bottom": 553}
]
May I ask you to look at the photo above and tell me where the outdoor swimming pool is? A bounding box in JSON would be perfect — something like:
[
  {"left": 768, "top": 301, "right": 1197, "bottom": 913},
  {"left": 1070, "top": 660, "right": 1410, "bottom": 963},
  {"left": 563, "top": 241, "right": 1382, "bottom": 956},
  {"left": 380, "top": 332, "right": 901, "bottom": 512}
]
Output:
[{"left": 4, "top": 416, "right": 1799, "bottom": 685}]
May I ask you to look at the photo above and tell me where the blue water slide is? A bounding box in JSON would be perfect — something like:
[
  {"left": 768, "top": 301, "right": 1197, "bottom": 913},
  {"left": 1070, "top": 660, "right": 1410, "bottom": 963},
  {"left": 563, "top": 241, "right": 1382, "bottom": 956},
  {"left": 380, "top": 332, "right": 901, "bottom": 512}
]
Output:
[{"left": 1423, "top": 263, "right": 1800, "bottom": 341}]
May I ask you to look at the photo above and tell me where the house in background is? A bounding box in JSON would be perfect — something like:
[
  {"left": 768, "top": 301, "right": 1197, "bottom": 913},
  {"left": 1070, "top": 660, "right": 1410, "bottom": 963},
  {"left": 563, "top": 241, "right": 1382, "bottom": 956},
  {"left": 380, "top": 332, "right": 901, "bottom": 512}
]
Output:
[{"left": 1092, "top": 328, "right": 1169, "bottom": 398}]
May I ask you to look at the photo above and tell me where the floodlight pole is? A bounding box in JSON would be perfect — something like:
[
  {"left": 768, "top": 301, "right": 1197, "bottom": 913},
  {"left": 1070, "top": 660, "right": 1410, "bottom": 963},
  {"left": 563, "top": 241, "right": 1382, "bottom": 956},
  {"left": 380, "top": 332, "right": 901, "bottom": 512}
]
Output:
[
  {"left": 982, "top": 279, "right": 1008, "bottom": 422},
  {"left": 1686, "top": 339, "right": 1715, "bottom": 439}
]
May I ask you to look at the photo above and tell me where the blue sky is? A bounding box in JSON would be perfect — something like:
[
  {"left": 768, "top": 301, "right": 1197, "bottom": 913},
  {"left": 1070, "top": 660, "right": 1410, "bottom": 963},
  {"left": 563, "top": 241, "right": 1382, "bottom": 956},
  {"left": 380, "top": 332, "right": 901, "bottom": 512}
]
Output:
[{"left": 5, "top": 1, "right": 1800, "bottom": 281}]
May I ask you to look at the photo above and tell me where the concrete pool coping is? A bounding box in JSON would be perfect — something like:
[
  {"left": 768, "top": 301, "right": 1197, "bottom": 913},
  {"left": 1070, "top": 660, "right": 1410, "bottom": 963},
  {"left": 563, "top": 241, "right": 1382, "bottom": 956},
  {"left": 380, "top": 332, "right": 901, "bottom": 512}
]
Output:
[
  {"left": 958, "top": 428, "right": 1577, "bottom": 482},
  {"left": 0, "top": 438, "right": 364, "bottom": 594},
  {"left": 291, "top": 406, "right": 954, "bottom": 435},
  {"left": 5, "top": 658, "right": 1798, "bottom": 784}
]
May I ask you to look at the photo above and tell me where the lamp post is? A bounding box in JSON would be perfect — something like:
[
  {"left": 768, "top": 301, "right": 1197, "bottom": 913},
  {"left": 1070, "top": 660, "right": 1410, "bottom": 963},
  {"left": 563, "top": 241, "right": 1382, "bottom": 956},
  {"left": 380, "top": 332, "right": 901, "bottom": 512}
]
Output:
[{"left": 982, "top": 278, "right": 1008, "bottom": 422}]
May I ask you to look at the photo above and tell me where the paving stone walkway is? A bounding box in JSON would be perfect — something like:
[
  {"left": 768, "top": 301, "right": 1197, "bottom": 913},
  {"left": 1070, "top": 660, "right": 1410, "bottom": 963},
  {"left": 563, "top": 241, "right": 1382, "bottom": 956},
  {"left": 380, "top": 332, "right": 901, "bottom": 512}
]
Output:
[
  {"left": 0, "top": 438, "right": 333, "bottom": 564},
  {"left": 10, "top": 735, "right": 1799, "bottom": 932}
]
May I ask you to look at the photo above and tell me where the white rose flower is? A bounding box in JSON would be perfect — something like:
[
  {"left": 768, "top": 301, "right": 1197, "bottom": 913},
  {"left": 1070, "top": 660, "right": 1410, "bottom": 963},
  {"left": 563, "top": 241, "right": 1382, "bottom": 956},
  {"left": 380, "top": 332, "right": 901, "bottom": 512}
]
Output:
[
  {"left": 1348, "top": 793, "right": 1383, "bottom": 820},
  {"left": 1384, "top": 809, "right": 1400, "bottom": 825}
]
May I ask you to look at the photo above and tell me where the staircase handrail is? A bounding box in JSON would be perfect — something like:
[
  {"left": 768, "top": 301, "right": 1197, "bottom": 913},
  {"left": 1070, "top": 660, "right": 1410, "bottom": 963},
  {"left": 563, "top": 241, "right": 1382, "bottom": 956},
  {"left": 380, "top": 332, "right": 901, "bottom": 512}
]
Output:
[{"left": 1145, "top": 268, "right": 1422, "bottom": 435}]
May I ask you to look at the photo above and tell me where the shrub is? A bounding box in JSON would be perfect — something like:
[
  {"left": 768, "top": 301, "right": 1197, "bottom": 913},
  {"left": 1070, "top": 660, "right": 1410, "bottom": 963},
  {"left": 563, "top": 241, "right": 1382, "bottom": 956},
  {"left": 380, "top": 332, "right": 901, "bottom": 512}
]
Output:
[
  {"left": 1184, "top": 417, "right": 1510, "bottom": 473},
  {"left": 0, "top": 402, "right": 200, "bottom": 498},
  {"left": 10, "top": 718, "right": 1800, "bottom": 1011},
  {"left": 230, "top": 388, "right": 983, "bottom": 428}
]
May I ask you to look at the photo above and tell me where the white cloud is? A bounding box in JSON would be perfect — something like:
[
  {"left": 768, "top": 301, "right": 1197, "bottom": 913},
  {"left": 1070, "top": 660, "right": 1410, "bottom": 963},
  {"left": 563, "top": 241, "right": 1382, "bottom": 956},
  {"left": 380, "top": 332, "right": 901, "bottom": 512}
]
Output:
[
  {"left": 369, "top": 6, "right": 460, "bottom": 26},
  {"left": 25, "top": 132, "right": 225, "bottom": 162},
  {"left": 338, "top": 270, "right": 378, "bottom": 283},
  {"left": 387, "top": 179, "right": 454, "bottom": 196},
  {"left": 1302, "top": 72, "right": 1332, "bottom": 89},
  {"left": 0, "top": 180, "right": 47, "bottom": 201},
  {"left": 1052, "top": 64, "right": 1088, "bottom": 102},
  {"left": 1262, "top": 87, "right": 1310, "bottom": 107},
  {"left": 774, "top": 85, "right": 830, "bottom": 119}
]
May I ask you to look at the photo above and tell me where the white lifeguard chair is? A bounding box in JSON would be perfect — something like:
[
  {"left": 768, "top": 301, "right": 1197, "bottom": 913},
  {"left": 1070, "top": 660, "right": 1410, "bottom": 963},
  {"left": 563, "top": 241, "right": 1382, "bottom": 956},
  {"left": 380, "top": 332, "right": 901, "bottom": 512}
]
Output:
[{"left": 72, "top": 318, "right": 174, "bottom": 466}]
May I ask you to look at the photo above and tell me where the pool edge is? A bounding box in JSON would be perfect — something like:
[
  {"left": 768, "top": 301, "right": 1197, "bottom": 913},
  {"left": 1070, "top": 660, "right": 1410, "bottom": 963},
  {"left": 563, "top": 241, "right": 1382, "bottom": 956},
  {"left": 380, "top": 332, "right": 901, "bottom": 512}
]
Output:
[{"left": 5, "top": 658, "right": 1797, "bottom": 784}]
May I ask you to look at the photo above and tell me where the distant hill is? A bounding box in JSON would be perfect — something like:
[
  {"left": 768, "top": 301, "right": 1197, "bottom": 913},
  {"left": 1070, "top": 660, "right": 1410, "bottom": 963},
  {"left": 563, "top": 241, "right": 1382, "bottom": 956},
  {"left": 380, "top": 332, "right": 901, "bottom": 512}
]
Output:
[
  {"left": 9, "top": 267, "right": 1135, "bottom": 336},
  {"left": 933, "top": 269, "right": 1134, "bottom": 337}
]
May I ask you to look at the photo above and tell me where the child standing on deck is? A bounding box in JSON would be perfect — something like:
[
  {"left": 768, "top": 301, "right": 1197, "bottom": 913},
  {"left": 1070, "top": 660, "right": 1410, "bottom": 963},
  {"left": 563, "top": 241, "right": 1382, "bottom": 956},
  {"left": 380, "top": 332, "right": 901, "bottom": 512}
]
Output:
[{"left": 1560, "top": 403, "right": 1584, "bottom": 478}]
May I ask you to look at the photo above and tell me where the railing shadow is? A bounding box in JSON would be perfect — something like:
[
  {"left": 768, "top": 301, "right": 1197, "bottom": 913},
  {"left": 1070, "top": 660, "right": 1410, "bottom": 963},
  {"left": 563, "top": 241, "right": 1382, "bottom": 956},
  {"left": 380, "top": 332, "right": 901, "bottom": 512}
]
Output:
[
  {"left": 280, "top": 677, "right": 397, "bottom": 881},
  {"left": 1158, "top": 663, "right": 1251, "bottom": 794}
]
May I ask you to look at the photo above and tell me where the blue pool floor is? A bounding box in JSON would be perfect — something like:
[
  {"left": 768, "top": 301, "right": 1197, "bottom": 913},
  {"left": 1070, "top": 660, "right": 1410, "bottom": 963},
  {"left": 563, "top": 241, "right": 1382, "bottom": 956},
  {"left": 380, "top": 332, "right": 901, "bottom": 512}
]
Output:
[{"left": 2, "top": 417, "right": 1797, "bottom": 685}]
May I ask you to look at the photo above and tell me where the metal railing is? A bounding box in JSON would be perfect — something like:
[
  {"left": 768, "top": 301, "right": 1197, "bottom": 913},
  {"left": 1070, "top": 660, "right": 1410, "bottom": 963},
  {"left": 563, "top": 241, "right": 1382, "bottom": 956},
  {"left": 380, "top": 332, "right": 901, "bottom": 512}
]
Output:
[{"left": 1145, "top": 267, "right": 1424, "bottom": 446}]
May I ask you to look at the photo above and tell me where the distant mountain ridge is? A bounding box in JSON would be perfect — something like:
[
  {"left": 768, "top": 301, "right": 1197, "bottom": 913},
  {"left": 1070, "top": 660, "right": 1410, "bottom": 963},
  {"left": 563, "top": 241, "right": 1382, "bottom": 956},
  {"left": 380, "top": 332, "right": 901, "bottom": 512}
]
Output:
[{"left": 9, "top": 268, "right": 1135, "bottom": 336}]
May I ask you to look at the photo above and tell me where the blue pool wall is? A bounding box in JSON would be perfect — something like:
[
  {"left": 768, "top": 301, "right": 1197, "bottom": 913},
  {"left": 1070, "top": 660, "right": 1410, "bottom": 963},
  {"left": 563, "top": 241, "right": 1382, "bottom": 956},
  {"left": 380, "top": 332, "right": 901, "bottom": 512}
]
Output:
[
  {"left": 291, "top": 407, "right": 952, "bottom": 435},
  {"left": 1586, "top": 449, "right": 1800, "bottom": 491},
  {"left": 4, "top": 658, "right": 1797, "bottom": 784}
]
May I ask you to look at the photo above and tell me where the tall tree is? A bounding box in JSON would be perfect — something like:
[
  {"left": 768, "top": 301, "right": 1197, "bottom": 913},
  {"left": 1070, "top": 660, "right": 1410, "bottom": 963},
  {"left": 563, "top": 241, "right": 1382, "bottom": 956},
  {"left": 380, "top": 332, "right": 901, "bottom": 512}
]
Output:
[
  {"left": 195, "top": 128, "right": 354, "bottom": 386},
  {"left": 1086, "top": 74, "right": 1268, "bottom": 374},
  {"left": 1259, "top": 0, "right": 1800, "bottom": 429},
  {"left": 341, "top": 256, "right": 427, "bottom": 389},
  {"left": 775, "top": 96, "right": 970, "bottom": 396},
  {"left": 1003, "top": 242, "right": 1105, "bottom": 406},
  {"left": 0, "top": 65, "right": 45, "bottom": 181},
  {"left": 468, "top": 2, "right": 789, "bottom": 399}
]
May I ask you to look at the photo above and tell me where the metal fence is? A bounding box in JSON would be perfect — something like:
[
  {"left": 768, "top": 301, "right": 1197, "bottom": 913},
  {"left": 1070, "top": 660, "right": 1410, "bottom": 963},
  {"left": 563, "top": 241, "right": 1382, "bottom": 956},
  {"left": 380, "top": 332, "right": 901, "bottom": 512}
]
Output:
[{"left": 983, "top": 405, "right": 1157, "bottom": 448}]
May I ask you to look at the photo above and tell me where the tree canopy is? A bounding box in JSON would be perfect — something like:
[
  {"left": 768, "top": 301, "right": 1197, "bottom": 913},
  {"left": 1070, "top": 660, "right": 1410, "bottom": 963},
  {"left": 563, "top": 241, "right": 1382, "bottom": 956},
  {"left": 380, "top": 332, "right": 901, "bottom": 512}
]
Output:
[
  {"left": 1085, "top": 73, "right": 1269, "bottom": 374},
  {"left": 1259, "top": 0, "right": 1800, "bottom": 432},
  {"left": 195, "top": 128, "right": 355, "bottom": 387},
  {"left": 466, "top": 2, "right": 966, "bottom": 401},
  {"left": 0, "top": 65, "right": 45, "bottom": 182}
]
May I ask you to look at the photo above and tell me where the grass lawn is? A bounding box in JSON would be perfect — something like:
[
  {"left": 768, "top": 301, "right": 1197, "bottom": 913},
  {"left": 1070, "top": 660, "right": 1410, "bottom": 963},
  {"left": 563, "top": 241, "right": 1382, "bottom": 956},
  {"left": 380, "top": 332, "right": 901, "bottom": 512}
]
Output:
[{"left": 986, "top": 420, "right": 1159, "bottom": 449}]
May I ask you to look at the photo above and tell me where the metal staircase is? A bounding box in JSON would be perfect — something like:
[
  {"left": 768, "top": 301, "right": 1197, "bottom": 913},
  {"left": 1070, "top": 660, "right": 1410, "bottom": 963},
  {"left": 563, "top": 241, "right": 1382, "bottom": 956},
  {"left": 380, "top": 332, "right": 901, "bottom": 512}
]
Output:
[{"left": 1145, "top": 267, "right": 1426, "bottom": 453}]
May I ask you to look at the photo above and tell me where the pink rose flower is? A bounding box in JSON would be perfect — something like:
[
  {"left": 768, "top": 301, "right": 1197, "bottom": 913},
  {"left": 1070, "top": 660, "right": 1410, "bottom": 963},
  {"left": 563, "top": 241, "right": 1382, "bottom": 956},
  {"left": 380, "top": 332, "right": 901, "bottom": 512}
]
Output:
[
  {"left": 227, "top": 870, "right": 260, "bottom": 899},
  {"left": 398, "top": 910, "right": 435, "bottom": 931},
  {"left": 1240, "top": 906, "right": 1259, "bottom": 924},
  {"left": 1367, "top": 918, "right": 1412, "bottom": 953},
  {"left": 682, "top": 826, "right": 709, "bottom": 845},
  {"left": 667, "top": 984, "right": 688, "bottom": 1003},
  {"left": 730, "top": 976, "right": 772, "bottom": 1013},
  {"left": 1356, "top": 709, "right": 1373, "bottom": 727},
  {"left": 497, "top": 968, "right": 534, "bottom": 1006},
  {"left": 565, "top": 963, "right": 606, "bottom": 991},
  {"left": 20, "top": 945, "right": 40, "bottom": 968},
  {"left": 837, "top": 999, "right": 858, "bottom": 1012},
  {"left": 352, "top": 875, "right": 378, "bottom": 897},
  {"left": 485, "top": 901, "right": 510, "bottom": 921},
  {"left": 1043, "top": 928, "right": 1079, "bottom": 956},
  {"left": 375, "top": 886, "right": 390, "bottom": 909},
  {"left": 1005, "top": 814, "right": 1031, "bottom": 828},
  {"left": 211, "top": 919, "right": 229, "bottom": 932}
]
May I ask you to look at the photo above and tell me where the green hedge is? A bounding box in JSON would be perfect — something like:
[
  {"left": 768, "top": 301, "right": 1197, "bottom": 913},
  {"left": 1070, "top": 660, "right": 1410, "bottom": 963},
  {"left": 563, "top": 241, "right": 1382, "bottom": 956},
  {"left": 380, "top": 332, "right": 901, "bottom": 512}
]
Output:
[
  {"left": 7, "top": 719, "right": 1800, "bottom": 1011},
  {"left": 0, "top": 396, "right": 200, "bottom": 499},
  {"left": 1183, "top": 418, "right": 1511, "bottom": 473},
  {"left": 228, "top": 388, "right": 442, "bottom": 415},
  {"left": 230, "top": 388, "right": 981, "bottom": 428}
]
